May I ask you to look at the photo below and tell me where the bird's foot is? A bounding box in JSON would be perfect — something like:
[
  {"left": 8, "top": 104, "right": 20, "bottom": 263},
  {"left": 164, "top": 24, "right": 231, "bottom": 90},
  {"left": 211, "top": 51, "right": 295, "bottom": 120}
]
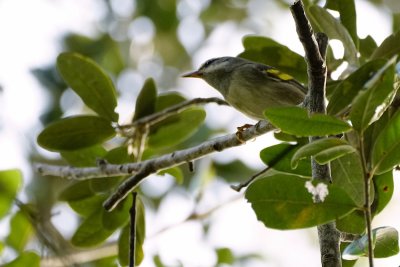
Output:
[{"left": 235, "top": 124, "right": 253, "bottom": 143}]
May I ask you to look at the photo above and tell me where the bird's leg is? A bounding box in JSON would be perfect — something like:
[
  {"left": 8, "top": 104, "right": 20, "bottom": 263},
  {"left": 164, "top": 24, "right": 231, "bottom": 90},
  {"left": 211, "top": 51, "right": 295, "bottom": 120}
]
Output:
[{"left": 235, "top": 123, "right": 253, "bottom": 143}]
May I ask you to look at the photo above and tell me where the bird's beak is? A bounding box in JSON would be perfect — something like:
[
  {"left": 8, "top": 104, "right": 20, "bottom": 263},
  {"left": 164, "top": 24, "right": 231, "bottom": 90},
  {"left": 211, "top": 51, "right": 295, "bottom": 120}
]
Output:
[{"left": 182, "top": 70, "right": 203, "bottom": 78}]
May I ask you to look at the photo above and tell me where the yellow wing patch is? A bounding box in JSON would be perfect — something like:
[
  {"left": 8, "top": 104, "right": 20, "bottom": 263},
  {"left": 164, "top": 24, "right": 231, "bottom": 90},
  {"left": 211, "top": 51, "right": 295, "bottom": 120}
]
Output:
[{"left": 265, "top": 69, "right": 294, "bottom": 81}]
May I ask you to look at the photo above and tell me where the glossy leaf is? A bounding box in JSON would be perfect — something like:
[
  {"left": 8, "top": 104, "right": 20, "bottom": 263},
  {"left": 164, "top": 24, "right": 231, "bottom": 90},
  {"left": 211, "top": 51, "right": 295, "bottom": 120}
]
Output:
[
  {"left": 6, "top": 211, "right": 33, "bottom": 252},
  {"left": 133, "top": 78, "right": 157, "bottom": 121},
  {"left": 239, "top": 36, "right": 307, "bottom": 83},
  {"left": 57, "top": 52, "right": 118, "bottom": 121},
  {"left": 37, "top": 115, "right": 115, "bottom": 151},
  {"left": 264, "top": 107, "right": 352, "bottom": 136},
  {"left": 350, "top": 57, "right": 397, "bottom": 132},
  {"left": 148, "top": 108, "right": 206, "bottom": 148},
  {"left": 245, "top": 174, "right": 356, "bottom": 229},
  {"left": 0, "top": 169, "right": 23, "bottom": 218},
  {"left": 343, "top": 227, "right": 399, "bottom": 259},
  {"left": 291, "top": 138, "right": 355, "bottom": 168},
  {"left": 374, "top": 227, "right": 399, "bottom": 258},
  {"left": 372, "top": 109, "right": 400, "bottom": 174},
  {"left": 327, "top": 59, "right": 386, "bottom": 116},
  {"left": 260, "top": 143, "right": 311, "bottom": 177},
  {"left": 371, "top": 31, "right": 400, "bottom": 59},
  {"left": 331, "top": 152, "right": 365, "bottom": 208},
  {"left": 373, "top": 171, "right": 394, "bottom": 214},
  {"left": 2, "top": 251, "right": 40, "bottom": 267},
  {"left": 118, "top": 197, "right": 145, "bottom": 266},
  {"left": 72, "top": 210, "right": 114, "bottom": 247},
  {"left": 308, "top": 5, "right": 358, "bottom": 65}
]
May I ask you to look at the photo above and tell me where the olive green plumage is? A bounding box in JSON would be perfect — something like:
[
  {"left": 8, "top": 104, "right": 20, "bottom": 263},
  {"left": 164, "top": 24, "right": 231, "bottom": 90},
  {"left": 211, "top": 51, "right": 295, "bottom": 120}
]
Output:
[{"left": 183, "top": 57, "right": 307, "bottom": 120}]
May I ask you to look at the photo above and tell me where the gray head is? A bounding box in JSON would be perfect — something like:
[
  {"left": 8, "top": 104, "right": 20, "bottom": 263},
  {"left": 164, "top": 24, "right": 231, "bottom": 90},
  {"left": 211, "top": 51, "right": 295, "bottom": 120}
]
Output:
[{"left": 182, "top": 57, "right": 250, "bottom": 94}]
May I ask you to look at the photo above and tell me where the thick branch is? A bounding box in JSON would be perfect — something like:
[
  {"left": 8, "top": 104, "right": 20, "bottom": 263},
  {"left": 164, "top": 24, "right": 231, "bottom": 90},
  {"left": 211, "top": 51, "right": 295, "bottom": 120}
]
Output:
[
  {"left": 36, "top": 120, "right": 275, "bottom": 210},
  {"left": 291, "top": 1, "right": 341, "bottom": 267},
  {"left": 104, "top": 120, "right": 274, "bottom": 210}
]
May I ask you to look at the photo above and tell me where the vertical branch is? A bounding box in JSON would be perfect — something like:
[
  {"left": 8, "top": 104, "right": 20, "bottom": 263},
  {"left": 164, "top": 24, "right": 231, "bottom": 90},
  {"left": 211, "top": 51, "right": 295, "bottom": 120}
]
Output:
[
  {"left": 359, "top": 137, "right": 374, "bottom": 266},
  {"left": 129, "top": 192, "right": 138, "bottom": 267},
  {"left": 290, "top": 1, "right": 341, "bottom": 267}
]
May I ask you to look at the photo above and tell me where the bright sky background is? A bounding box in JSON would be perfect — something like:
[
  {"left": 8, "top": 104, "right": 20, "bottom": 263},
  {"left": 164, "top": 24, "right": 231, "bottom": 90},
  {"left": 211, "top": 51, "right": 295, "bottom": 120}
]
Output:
[{"left": 0, "top": 0, "right": 399, "bottom": 266}]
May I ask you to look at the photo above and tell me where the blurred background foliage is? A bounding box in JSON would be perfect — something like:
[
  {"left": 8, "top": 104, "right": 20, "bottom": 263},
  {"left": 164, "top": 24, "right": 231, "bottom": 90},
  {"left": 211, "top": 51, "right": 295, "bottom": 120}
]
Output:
[{"left": 1, "top": 0, "right": 400, "bottom": 266}]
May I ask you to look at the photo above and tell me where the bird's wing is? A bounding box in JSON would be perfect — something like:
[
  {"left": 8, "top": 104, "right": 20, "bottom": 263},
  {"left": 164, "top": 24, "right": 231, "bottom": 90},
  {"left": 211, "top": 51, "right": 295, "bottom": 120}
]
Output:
[{"left": 255, "top": 64, "right": 307, "bottom": 94}]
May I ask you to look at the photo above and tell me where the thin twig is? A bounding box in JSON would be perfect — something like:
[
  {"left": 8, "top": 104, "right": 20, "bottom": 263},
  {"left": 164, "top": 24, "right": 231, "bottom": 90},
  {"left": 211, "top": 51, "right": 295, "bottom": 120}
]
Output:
[
  {"left": 129, "top": 192, "right": 138, "bottom": 267},
  {"left": 231, "top": 143, "right": 295, "bottom": 192},
  {"left": 118, "top": 97, "right": 228, "bottom": 132}
]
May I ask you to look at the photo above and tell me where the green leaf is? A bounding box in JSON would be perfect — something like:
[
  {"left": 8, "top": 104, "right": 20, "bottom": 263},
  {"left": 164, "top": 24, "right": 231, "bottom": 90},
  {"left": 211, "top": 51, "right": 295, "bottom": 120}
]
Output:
[
  {"left": 336, "top": 210, "right": 365, "bottom": 234},
  {"left": 245, "top": 174, "right": 356, "bottom": 229},
  {"left": 133, "top": 78, "right": 157, "bottom": 121},
  {"left": 372, "top": 171, "right": 394, "bottom": 214},
  {"left": 59, "top": 180, "right": 94, "bottom": 201},
  {"left": 325, "top": 0, "right": 358, "bottom": 47},
  {"left": 68, "top": 194, "right": 106, "bottom": 217},
  {"left": 57, "top": 52, "right": 118, "bottom": 121},
  {"left": 374, "top": 227, "right": 399, "bottom": 258},
  {"left": 371, "top": 31, "right": 400, "bottom": 59},
  {"left": 264, "top": 107, "right": 352, "bottom": 136},
  {"left": 343, "top": 227, "right": 399, "bottom": 259},
  {"left": 216, "top": 247, "right": 234, "bottom": 264},
  {"left": 155, "top": 93, "right": 186, "bottom": 112},
  {"left": 118, "top": 197, "right": 145, "bottom": 266},
  {"left": 61, "top": 145, "right": 107, "bottom": 167},
  {"left": 37, "top": 115, "right": 115, "bottom": 151},
  {"left": 331, "top": 152, "right": 365, "bottom": 208},
  {"left": 308, "top": 5, "right": 358, "bottom": 65},
  {"left": 359, "top": 35, "right": 378, "bottom": 59},
  {"left": 0, "top": 169, "right": 23, "bottom": 218},
  {"left": 2, "top": 251, "right": 40, "bottom": 267},
  {"left": 148, "top": 108, "right": 206, "bottom": 148},
  {"left": 102, "top": 194, "right": 131, "bottom": 230},
  {"left": 238, "top": 36, "right": 308, "bottom": 83},
  {"left": 214, "top": 160, "right": 258, "bottom": 183},
  {"left": 260, "top": 143, "right": 311, "bottom": 177},
  {"left": 158, "top": 167, "right": 184, "bottom": 184},
  {"left": 350, "top": 57, "right": 397, "bottom": 132},
  {"left": 72, "top": 210, "right": 114, "bottom": 247},
  {"left": 372, "top": 109, "right": 400, "bottom": 174},
  {"left": 291, "top": 138, "right": 355, "bottom": 168},
  {"left": 6, "top": 211, "right": 33, "bottom": 252},
  {"left": 327, "top": 59, "right": 386, "bottom": 116}
]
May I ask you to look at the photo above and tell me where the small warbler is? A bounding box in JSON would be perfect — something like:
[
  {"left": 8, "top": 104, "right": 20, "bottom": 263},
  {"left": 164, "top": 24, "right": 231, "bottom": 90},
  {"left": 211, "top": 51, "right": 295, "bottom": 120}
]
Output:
[{"left": 182, "top": 57, "right": 307, "bottom": 120}]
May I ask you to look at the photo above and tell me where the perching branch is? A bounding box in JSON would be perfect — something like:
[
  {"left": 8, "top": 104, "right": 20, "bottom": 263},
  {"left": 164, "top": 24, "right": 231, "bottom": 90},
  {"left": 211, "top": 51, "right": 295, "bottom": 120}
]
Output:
[
  {"left": 290, "top": 1, "right": 341, "bottom": 267},
  {"left": 36, "top": 119, "right": 275, "bottom": 210},
  {"left": 103, "top": 120, "right": 275, "bottom": 211}
]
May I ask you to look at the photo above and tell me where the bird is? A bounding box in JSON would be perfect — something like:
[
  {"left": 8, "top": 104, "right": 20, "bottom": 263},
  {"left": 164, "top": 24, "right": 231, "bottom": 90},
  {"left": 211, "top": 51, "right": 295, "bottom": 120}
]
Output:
[{"left": 182, "top": 57, "right": 307, "bottom": 120}]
